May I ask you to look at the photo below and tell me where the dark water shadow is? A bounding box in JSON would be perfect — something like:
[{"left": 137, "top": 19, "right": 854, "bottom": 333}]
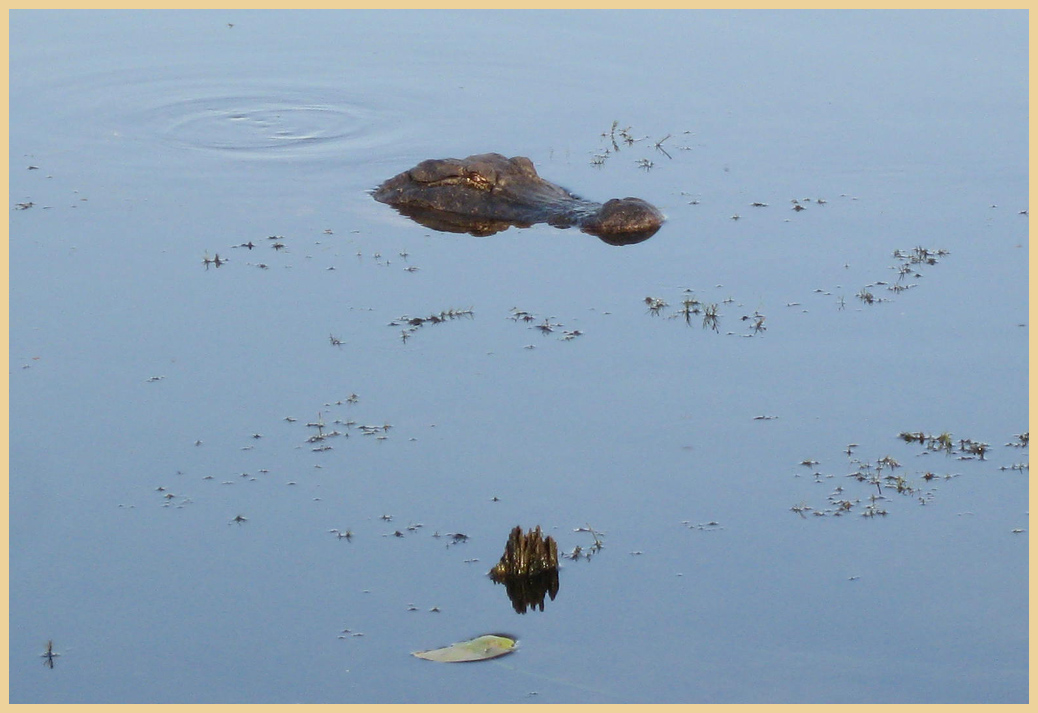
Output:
[{"left": 490, "top": 569, "right": 561, "bottom": 614}]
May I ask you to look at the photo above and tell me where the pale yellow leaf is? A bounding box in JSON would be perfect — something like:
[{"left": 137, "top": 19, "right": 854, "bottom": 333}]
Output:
[{"left": 412, "top": 634, "right": 518, "bottom": 663}]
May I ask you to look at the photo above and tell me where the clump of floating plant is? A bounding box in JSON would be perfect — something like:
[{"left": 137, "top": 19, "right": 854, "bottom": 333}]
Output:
[
  {"left": 390, "top": 307, "right": 474, "bottom": 343},
  {"left": 855, "top": 246, "right": 950, "bottom": 305},
  {"left": 591, "top": 120, "right": 690, "bottom": 167},
  {"left": 893, "top": 246, "right": 950, "bottom": 267},
  {"left": 412, "top": 634, "right": 518, "bottom": 663},
  {"left": 998, "top": 434, "right": 1029, "bottom": 472},
  {"left": 489, "top": 526, "right": 558, "bottom": 579},
  {"left": 896, "top": 430, "right": 999, "bottom": 461},
  {"left": 40, "top": 640, "right": 59, "bottom": 669},
  {"left": 682, "top": 520, "right": 723, "bottom": 532},
  {"left": 201, "top": 251, "right": 226, "bottom": 270},
  {"left": 898, "top": 430, "right": 956, "bottom": 452},
  {"left": 1005, "top": 432, "right": 1029, "bottom": 448},
  {"left": 508, "top": 308, "right": 583, "bottom": 343},
  {"left": 563, "top": 523, "right": 606, "bottom": 561},
  {"left": 489, "top": 526, "right": 560, "bottom": 614},
  {"left": 643, "top": 288, "right": 765, "bottom": 336},
  {"left": 280, "top": 394, "right": 396, "bottom": 453},
  {"left": 644, "top": 296, "right": 668, "bottom": 316},
  {"left": 219, "top": 233, "right": 299, "bottom": 271}
]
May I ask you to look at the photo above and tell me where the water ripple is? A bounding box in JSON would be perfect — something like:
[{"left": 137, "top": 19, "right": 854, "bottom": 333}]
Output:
[{"left": 145, "top": 91, "right": 392, "bottom": 160}]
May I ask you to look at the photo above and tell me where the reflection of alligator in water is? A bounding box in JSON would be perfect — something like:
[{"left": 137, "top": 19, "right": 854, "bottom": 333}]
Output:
[{"left": 372, "top": 153, "right": 664, "bottom": 245}]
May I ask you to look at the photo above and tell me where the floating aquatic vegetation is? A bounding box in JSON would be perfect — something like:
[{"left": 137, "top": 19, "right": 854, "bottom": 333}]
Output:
[
  {"left": 644, "top": 290, "right": 764, "bottom": 336},
  {"left": 509, "top": 308, "right": 537, "bottom": 323},
  {"left": 790, "top": 430, "right": 1024, "bottom": 520},
  {"left": 898, "top": 430, "right": 955, "bottom": 452},
  {"left": 202, "top": 252, "right": 226, "bottom": 269},
  {"left": 682, "top": 520, "right": 723, "bottom": 532},
  {"left": 390, "top": 308, "right": 474, "bottom": 342},
  {"left": 896, "top": 430, "right": 998, "bottom": 461},
  {"left": 412, "top": 634, "right": 518, "bottom": 663},
  {"left": 572, "top": 524, "right": 605, "bottom": 549},
  {"left": 957, "top": 438, "right": 990, "bottom": 460},
  {"left": 644, "top": 296, "right": 668, "bottom": 316},
  {"left": 282, "top": 398, "right": 397, "bottom": 452},
  {"left": 1005, "top": 432, "right": 1029, "bottom": 448},
  {"left": 563, "top": 524, "right": 606, "bottom": 562},
  {"left": 601, "top": 120, "right": 639, "bottom": 154},
  {"left": 740, "top": 310, "right": 766, "bottom": 334},
  {"left": 856, "top": 288, "right": 878, "bottom": 305},
  {"left": 432, "top": 530, "right": 470, "bottom": 548},
  {"left": 591, "top": 121, "right": 692, "bottom": 167},
  {"left": 396, "top": 308, "right": 474, "bottom": 327},
  {"left": 893, "top": 246, "right": 950, "bottom": 267},
  {"left": 854, "top": 246, "right": 950, "bottom": 306},
  {"left": 509, "top": 308, "right": 582, "bottom": 343},
  {"left": 40, "top": 640, "right": 59, "bottom": 669}
]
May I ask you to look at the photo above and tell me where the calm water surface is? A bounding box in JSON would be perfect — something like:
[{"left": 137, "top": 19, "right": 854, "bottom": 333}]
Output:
[{"left": 9, "top": 10, "right": 1028, "bottom": 703}]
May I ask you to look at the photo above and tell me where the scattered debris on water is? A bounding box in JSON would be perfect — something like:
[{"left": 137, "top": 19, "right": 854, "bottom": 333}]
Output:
[{"left": 791, "top": 429, "right": 1026, "bottom": 519}]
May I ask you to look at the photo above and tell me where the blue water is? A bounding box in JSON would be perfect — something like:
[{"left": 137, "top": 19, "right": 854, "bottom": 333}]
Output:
[{"left": 9, "top": 10, "right": 1028, "bottom": 703}]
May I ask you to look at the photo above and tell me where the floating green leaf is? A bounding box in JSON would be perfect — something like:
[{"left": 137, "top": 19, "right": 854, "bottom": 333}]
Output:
[{"left": 412, "top": 634, "right": 518, "bottom": 663}]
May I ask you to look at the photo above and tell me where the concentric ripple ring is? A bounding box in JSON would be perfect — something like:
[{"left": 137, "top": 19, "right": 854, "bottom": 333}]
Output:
[{"left": 146, "top": 92, "right": 389, "bottom": 160}]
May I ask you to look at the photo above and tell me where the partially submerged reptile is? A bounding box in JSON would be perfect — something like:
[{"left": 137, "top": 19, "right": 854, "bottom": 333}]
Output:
[{"left": 372, "top": 153, "right": 664, "bottom": 245}]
